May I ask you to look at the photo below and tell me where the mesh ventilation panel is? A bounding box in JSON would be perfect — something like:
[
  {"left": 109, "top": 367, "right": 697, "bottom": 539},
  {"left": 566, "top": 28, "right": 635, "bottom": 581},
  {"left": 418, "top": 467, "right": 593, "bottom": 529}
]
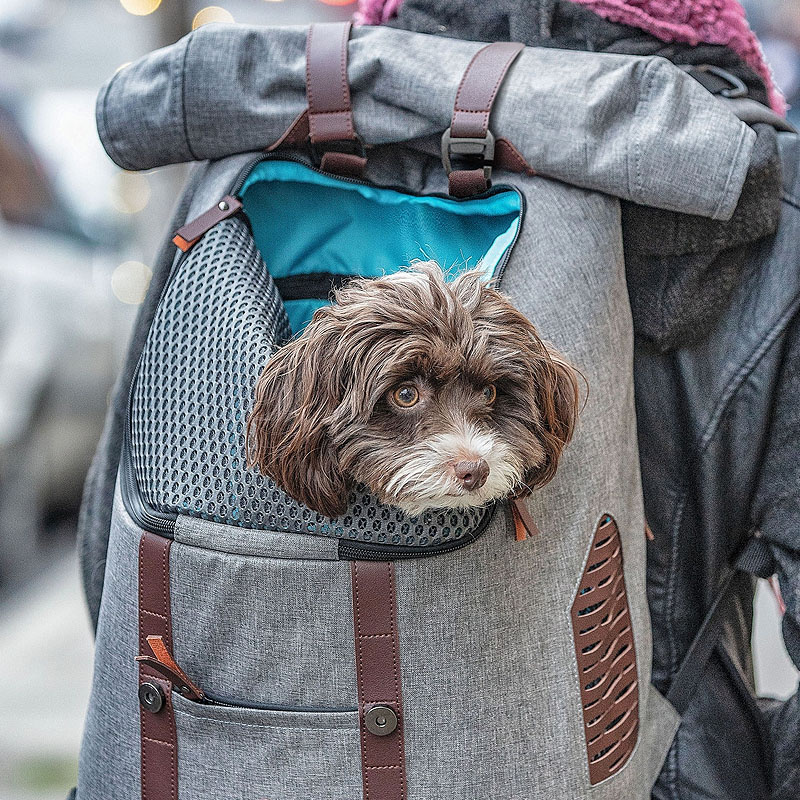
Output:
[
  {"left": 129, "top": 216, "right": 490, "bottom": 546},
  {"left": 571, "top": 515, "right": 640, "bottom": 785}
]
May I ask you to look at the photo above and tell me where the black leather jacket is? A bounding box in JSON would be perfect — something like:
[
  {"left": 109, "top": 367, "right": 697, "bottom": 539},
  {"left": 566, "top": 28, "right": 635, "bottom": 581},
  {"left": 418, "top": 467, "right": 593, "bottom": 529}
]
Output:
[{"left": 640, "top": 129, "right": 800, "bottom": 800}]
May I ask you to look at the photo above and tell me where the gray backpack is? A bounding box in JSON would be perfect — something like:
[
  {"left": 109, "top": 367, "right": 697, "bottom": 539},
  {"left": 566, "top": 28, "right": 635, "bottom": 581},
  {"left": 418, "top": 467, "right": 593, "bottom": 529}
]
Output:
[{"left": 76, "top": 21, "right": 756, "bottom": 800}]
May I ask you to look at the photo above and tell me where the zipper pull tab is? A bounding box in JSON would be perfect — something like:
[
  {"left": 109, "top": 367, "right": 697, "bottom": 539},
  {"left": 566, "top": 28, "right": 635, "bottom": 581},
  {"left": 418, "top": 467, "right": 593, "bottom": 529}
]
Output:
[
  {"left": 135, "top": 635, "right": 206, "bottom": 701},
  {"left": 511, "top": 498, "right": 540, "bottom": 541},
  {"left": 172, "top": 195, "right": 243, "bottom": 252}
]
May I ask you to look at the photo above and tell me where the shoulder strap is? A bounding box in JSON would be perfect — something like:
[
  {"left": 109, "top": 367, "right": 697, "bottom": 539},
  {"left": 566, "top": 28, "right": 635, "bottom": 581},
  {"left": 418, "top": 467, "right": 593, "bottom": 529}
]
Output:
[
  {"left": 306, "top": 21, "right": 366, "bottom": 178},
  {"left": 666, "top": 556, "right": 753, "bottom": 716},
  {"left": 442, "top": 41, "right": 524, "bottom": 198}
]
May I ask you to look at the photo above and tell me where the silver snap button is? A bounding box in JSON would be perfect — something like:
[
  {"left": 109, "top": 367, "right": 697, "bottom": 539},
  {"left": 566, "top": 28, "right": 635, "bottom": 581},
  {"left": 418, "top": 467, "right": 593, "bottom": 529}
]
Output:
[
  {"left": 138, "top": 681, "right": 165, "bottom": 713},
  {"left": 218, "top": 200, "right": 229, "bottom": 211},
  {"left": 364, "top": 704, "right": 397, "bottom": 736}
]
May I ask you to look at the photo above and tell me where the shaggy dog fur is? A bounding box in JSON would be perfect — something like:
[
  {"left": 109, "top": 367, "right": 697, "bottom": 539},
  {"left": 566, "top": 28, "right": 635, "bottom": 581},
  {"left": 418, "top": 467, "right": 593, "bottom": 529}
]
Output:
[{"left": 247, "top": 262, "right": 579, "bottom": 518}]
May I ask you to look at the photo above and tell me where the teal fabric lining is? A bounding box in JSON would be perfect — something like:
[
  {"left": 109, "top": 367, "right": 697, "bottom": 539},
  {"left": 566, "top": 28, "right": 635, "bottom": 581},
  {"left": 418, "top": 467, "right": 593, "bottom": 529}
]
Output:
[{"left": 240, "top": 160, "right": 523, "bottom": 332}]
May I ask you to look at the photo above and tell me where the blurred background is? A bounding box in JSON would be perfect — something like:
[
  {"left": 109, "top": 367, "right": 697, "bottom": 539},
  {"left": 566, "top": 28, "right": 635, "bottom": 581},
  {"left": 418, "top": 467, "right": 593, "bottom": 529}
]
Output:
[{"left": 0, "top": 1, "right": 798, "bottom": 798}]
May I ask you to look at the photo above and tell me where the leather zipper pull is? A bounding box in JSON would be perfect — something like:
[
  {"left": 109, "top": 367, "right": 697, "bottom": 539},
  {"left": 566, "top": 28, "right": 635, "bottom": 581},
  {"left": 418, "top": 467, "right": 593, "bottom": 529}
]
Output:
[
  {"left": 135, "top": 635, "right": 206, "bottom": 702},
  {"left": 172, "top": 195, "right": 243, "bottom": 252},
  {"left": 511, "top": 498, "right": 540, "bottom": 541}
]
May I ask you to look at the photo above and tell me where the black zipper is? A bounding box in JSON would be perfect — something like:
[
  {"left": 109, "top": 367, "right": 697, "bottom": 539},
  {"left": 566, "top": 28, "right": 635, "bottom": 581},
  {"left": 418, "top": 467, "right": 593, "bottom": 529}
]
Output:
[
  {"left": 120, "top": 152, "right": 525, "bottom": 550},
  {"left": 189, "top": 688, "right": 357, "bottom": 714},
  {"left": 337, "top": 501, "right": 504, "bottom": 561}
]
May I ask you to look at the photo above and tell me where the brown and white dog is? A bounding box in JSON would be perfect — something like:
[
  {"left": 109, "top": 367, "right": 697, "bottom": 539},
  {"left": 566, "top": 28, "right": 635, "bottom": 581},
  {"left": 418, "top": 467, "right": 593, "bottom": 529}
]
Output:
[{"left": 247, "top": 262, "right": 579, "bottom": 518}]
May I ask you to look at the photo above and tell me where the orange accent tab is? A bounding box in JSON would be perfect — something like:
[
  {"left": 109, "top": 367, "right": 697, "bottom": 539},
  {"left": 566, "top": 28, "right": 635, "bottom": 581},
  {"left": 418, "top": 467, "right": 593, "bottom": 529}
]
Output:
[
  {"left": 511, "top": 499, "right": 540, "bottom": 541},
  {"left": 144, "top": 635, "right": 205, "bottom": 700},
  {"left": 172, "top": 234, "right": 195, "bottom": 252}
]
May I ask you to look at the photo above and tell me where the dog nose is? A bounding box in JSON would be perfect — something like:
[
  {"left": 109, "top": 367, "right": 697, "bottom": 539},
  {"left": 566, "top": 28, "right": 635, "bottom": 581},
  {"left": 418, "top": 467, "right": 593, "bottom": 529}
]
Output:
[{"left": 453, "top": 459, "right": 489, "bottom": 491}]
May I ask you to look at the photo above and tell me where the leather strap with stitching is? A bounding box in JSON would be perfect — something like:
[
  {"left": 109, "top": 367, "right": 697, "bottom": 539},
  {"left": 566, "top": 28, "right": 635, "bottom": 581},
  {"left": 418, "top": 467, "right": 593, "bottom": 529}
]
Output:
[
  {"left": 447, "top": 41, "right": 525, "bottom": 197},
  {"left": 351, "top": 561, "right": 407, "bottom": 800},
  {"left": 138, "top": 531, "right": 178, "bottom": 800},
  {"left": 306, "top": 21, "right": 366, "bottom": 177}
]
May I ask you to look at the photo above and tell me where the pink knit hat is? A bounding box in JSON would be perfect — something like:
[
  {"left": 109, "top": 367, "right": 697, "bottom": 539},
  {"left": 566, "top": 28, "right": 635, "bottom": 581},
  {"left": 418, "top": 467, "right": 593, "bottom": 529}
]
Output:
[{"left": 355, "top": 0, "right": 787, "bottom": 115}]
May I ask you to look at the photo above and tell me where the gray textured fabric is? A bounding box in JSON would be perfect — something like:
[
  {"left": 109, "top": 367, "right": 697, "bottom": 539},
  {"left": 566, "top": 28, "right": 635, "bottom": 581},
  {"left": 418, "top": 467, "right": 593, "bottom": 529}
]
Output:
[
  {"left": 96, "top": 24, "right": 754, "bottom": 220},
  {"left": 78, "top": 487, "right": 144, "bottom": 800},
  {"left": 78, "top": 166, "right": 679, "bottom": 798},
  {"left": 171, "top": 694, "right": 361, "bottom": 800},
  {"left": 129, "top": 212, "right": 490, "bottom": 545}
]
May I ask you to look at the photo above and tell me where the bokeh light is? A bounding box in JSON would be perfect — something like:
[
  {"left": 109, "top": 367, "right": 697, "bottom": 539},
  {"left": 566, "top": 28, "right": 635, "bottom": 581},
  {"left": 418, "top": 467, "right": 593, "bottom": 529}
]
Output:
[
  {"left": 112, "top": 171, "right": 151, "bottom": 214},
  {"left": 119, "top": 0, "right": 162, "bottom": 16},
  {"left": 111, "top": 261, "right": 153, "bottom": 304},
  {"left": 192, "top": 6, "right": 236, "bottom": 29}
]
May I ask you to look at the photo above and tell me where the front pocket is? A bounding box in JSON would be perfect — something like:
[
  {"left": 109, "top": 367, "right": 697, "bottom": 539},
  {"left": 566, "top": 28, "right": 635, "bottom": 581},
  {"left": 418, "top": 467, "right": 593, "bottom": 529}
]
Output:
[{"left": 171, "top": 692, "right": 361, "bottom": 800}]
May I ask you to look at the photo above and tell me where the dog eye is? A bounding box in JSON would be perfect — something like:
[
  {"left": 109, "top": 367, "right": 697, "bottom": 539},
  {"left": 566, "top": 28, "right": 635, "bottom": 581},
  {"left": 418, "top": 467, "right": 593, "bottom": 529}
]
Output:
[
  {"left": 392, "top": 385, "right": 419, "bottom": 408},
  {"left": 482, "top": 384, "right": 497, "bottom": 404}
]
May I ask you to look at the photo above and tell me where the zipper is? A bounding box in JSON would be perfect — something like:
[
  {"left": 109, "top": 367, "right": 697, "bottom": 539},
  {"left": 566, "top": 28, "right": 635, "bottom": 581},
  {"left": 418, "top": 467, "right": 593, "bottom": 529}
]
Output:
[
  {"left": 196, "top": 689, "right": 357, "bottom": 714},
  {"left": 338, "top": 501, "right": 501, "bottom": 561},
  {"left": 121, "top": 152, "right": 525, "bottom": 549}
]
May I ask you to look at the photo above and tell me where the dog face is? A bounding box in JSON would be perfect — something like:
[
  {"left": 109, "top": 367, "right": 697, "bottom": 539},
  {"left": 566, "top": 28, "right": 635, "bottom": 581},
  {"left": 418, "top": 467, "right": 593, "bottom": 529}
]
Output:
[{"left": 247, "top": 262, "right": 579, "bottom": 518}]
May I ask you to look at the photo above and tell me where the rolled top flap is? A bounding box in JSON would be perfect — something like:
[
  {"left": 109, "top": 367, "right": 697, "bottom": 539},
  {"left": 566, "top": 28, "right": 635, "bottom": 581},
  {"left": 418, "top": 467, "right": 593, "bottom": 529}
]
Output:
[{"left": 97, "top": 23, "right": 754, "bottom": 220}]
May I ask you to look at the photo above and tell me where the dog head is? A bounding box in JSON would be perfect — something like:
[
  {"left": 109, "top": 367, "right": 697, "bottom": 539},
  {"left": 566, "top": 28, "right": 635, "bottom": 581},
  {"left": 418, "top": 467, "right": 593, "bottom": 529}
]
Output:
[{"left": 247, "top": 262, "right": 580, "bottom": 518}]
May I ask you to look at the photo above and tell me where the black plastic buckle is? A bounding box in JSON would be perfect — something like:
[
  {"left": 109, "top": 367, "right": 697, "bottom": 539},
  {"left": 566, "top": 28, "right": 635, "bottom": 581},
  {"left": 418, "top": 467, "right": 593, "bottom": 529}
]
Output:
[
  {"left": 684, "top": 64, "right": 748, "bottom": 99},
  {"left": 441, "top": 127, "right": 495, "bottom": 180},
  {"left": 309, "top": 134, "right": 366, "bottom": 168}
]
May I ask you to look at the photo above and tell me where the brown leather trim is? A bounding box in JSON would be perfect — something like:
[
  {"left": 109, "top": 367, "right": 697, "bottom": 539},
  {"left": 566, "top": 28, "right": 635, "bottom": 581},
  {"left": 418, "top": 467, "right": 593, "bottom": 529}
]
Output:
[
  {"left": 446, "top": 41, "right": 524, "bottom": 196},
  {"left": 138, "top": 531, "right": 178, "bottom": 800},
  {"left": 571, "top": 516, "right": 639, "bottom": 785},
  {"left": 495, "top": 137, "right": 535, "bottom": 176},
  {"left": 306, "top": 21, "right": 355, "bottom": 144},
  {"left": 172, "top": 195, "right": 242, "bottom": 252},
  {"left": 266, "top": 108, "right": 310, "bottom": 153},
  {"left": 450, "top": 42, "right": 524, "bottom": 140},
  {"left": 135, "top": 635, "right": 205, "bottom": 702},
  {"left": 511, "top": 498, "right": 540, "bottom": 541},
  {"left": 320, "top": 151, "right": 367, "bottom": 178},
  {"left": 448, "top": 168, "right": 489, "bottom": 198},
  {"left": 351, "top": 561, "right": 407, "bottom": 800}
]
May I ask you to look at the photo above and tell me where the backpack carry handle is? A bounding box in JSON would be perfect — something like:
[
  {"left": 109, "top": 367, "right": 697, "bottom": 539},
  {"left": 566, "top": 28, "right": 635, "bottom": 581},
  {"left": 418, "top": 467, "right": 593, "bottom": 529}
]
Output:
[
  {"left": 443, "top": 41, "right": 524, "bottom": 197},
  {"left": 306, "top": 21, "right": 367, "bottom": 178}
]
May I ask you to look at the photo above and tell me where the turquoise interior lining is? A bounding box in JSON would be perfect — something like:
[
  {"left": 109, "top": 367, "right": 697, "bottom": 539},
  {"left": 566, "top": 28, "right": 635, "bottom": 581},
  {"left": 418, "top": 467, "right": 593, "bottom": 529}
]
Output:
[{"left": 239, "top": 160, "right": 524, "bottom": 332}]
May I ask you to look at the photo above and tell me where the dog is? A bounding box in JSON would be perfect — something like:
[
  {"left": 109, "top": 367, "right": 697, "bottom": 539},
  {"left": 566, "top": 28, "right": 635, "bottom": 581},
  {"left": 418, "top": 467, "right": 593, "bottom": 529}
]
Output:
[{"left": 247, "top": 262, "right": 579, "bottom": 518}]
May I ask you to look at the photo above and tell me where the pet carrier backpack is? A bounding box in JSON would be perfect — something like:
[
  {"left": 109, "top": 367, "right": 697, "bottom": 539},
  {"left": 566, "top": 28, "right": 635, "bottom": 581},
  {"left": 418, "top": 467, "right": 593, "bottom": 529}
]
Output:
[{"left": 76, "top": 21, "right": 757, "bottom": 800}]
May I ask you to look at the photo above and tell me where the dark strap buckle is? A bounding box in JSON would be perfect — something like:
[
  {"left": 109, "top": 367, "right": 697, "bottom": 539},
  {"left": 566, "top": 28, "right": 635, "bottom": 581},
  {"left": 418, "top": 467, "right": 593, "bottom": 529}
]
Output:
[
  {"left": 684, "top": 64, "right": 748, "bottom": 99},
  {"left": 441, "top": 127, "right": 495, "bottom": 181}
]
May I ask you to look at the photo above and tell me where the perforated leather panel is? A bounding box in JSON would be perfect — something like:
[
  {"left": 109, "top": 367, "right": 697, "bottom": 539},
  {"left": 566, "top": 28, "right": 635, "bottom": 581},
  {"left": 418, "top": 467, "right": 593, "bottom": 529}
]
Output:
[
  {"left": 129, "top": 215, "right": 491, "bottom": 547},
  {"left": 571, "top": 515, "right": 639, "bottom": 785}
]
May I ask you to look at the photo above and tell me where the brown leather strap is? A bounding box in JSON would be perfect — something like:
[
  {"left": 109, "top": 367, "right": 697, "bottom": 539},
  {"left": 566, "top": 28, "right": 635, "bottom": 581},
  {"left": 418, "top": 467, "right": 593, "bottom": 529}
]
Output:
[
  {"left": 306, "top": 21, "right": 366, "bottom": 178},
  {"left": 446, "top": 41, "right": 525, "bottom": 197},
  {"left": 351, "top": 561, "right": 407, "bottom": 800},
  {"left": 138, "top": 531, "right": 178, "bottom": 800}
]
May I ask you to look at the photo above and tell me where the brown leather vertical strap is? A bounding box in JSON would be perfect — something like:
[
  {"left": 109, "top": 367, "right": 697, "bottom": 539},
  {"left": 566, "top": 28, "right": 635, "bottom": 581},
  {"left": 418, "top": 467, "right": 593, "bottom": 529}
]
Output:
[
  {"left": 138, "top": 531, "right": 178, "bottom": 800},
  {"left": 351, "top": 561, "right": 407, "bottom": 800},
  {"left": 306, "top": 21, "right": 366, "bottom": 177},
  {"left": 445, "top": 41, "right": 524, "bottom": 197}
]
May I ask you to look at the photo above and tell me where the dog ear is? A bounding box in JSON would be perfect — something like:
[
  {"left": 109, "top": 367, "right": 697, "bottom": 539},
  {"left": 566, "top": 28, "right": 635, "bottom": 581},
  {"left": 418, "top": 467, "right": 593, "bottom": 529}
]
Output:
[
  {"left": 246, "top": 321, "right": 350, "bottom": 518},
  {"left": 519, "top": 345, "right": 581, "bottom": 493}
]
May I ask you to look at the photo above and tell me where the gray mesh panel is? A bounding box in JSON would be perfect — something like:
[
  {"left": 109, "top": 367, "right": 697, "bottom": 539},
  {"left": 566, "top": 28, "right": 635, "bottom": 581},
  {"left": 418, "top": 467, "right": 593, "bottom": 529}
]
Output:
[{"left": 130, "top": 216, "right": 490, "bottom": 546}]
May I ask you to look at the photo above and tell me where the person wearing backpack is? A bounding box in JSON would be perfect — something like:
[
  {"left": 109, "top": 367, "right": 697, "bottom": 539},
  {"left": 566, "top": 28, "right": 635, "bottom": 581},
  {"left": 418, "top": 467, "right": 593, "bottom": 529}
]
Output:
[
  {"left": 74, "top": 5, "right": 794, "bottom": 799},
  {"left": 359, "top": 0, "right": 800, "bottom": 797}
]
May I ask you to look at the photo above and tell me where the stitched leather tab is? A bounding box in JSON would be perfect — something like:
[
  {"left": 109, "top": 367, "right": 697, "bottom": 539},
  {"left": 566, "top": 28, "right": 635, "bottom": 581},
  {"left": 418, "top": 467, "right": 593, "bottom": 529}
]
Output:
[
  {"left": 351, "top": 561, "right": 407, "bottom": 800},
  {"left": 445, "top": 41, "right": 525, "bottom": 196},
  {"left": 172, "top": 195, "right": 242, "bottom": 252},
  {"left": 511, "top": 498, "right": 540, "bottom": 541},
  {"left": 571, "top": 516, "right": 639, "bottom": 785},
  {"left": 450, "top": 42, "right": 524, "bottom": 140},
  {"left": 138, "top": 531, "right": 178, "bottom": 800},
  {"left": 306, "top": 21, "right": 356, "bottom": 144}
]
